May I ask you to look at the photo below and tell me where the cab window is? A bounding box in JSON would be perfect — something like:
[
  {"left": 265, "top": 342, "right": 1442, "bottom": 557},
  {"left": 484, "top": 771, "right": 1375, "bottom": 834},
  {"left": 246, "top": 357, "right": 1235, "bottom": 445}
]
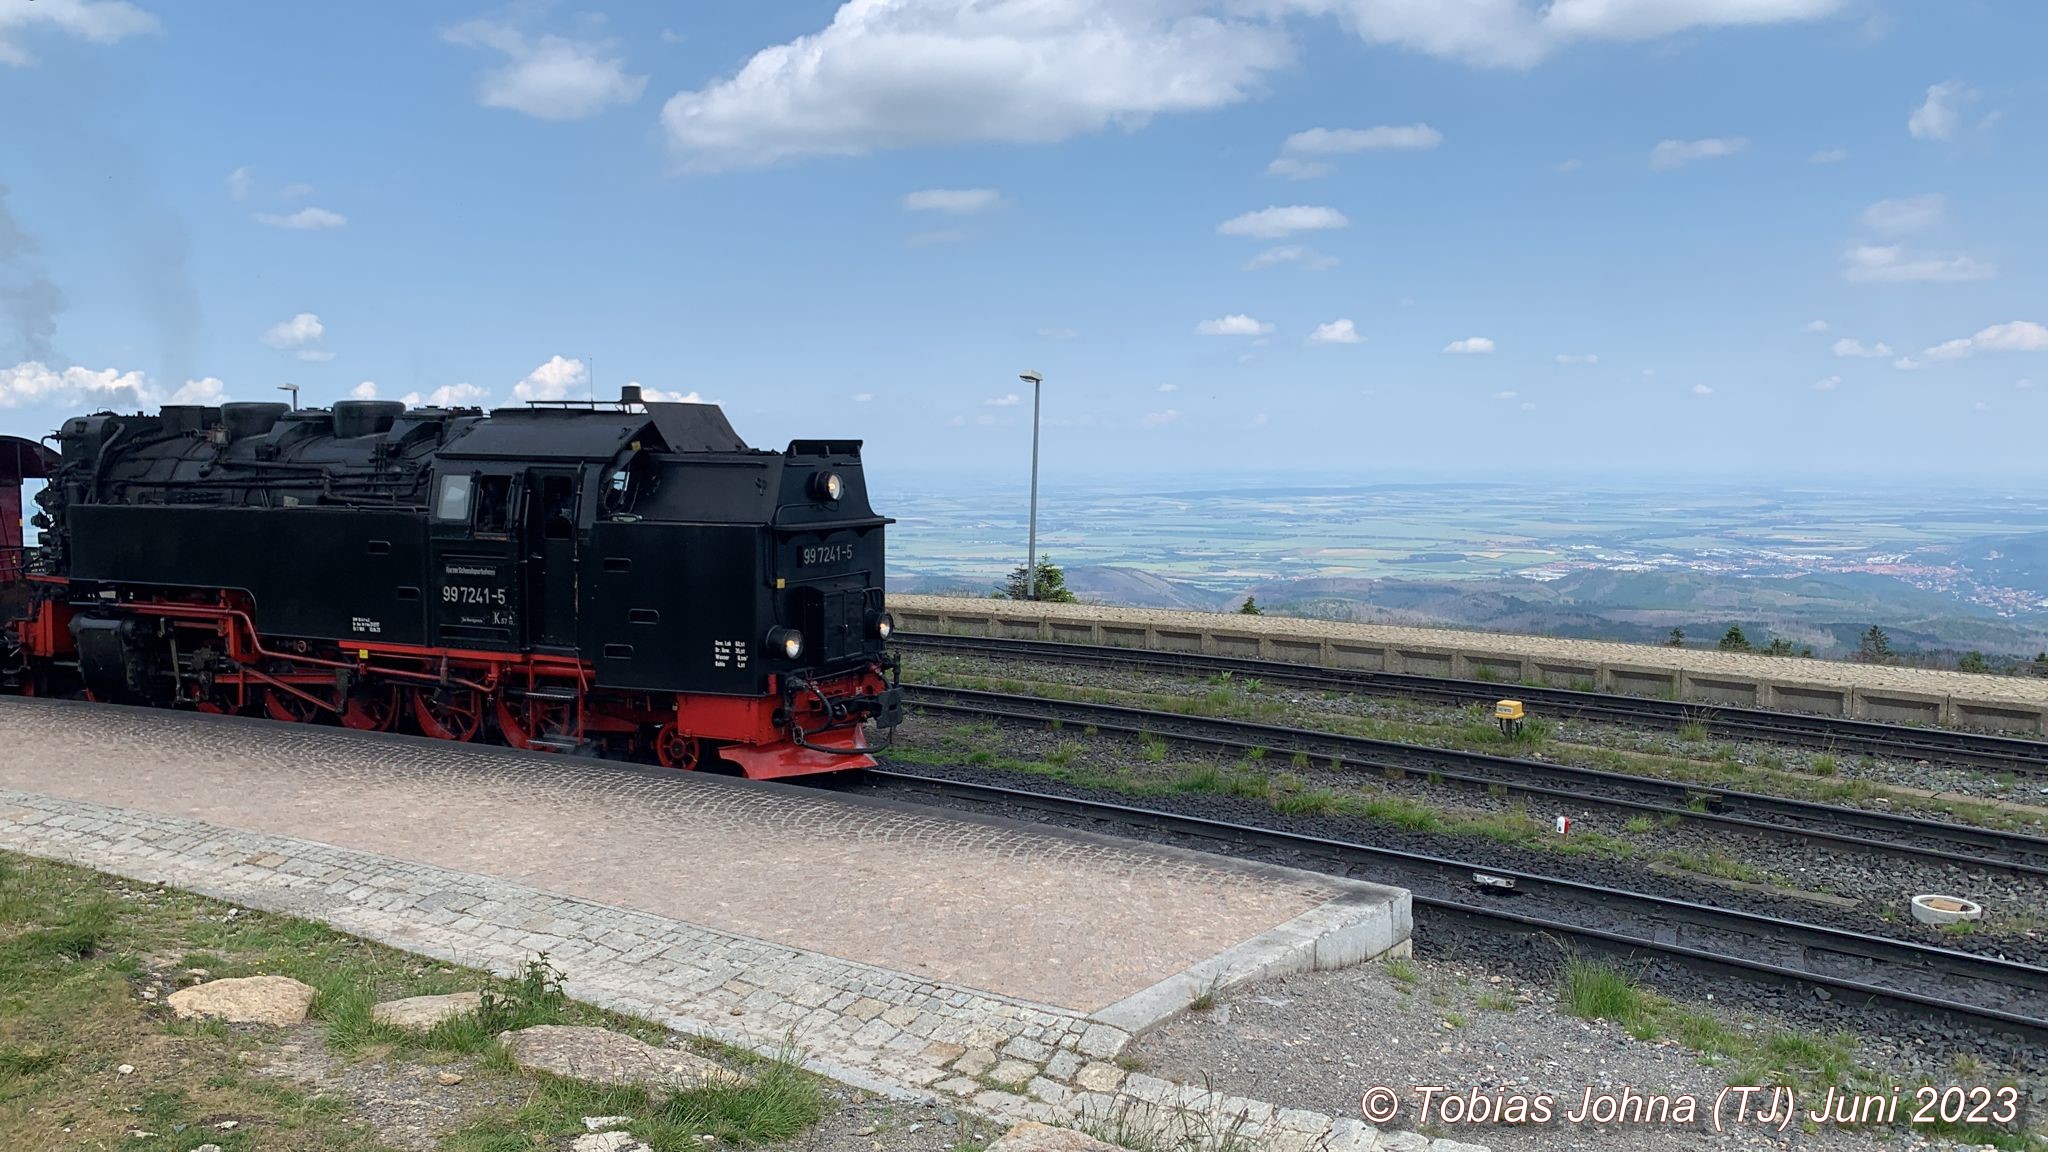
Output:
[
  {"left": 434, "top": 474, "right": 472, "bottom": 521},
  {"left": 474, "top": 476, "right": 512, "bottom": 535}
]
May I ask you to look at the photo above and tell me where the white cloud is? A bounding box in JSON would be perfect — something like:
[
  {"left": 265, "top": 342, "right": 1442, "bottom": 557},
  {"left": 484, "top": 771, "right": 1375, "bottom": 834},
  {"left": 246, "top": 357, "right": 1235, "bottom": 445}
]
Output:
[
  {"left": 280, "top": 182, "right": 314, "bottom": 199},
  {"left": 652, "top": 1, "right": 1844, "bottom": 167},
  {"left": 350, "top": 381, "right": 379, "bottom": 400},
  {"left": 1195, "top": 314, "right": 1273, "bottom": 336},
  {"left": 259, "top": 313, "right": 325, "bottom": 349},
  {"left": 1649, "top": 137, "right": 1748, "bottom": 169},
  {"left": 903, "top": 188, "right": 1001, "bottom": 214},
  {"left": 1813, "top": 375, "right": 1841, "bottom": 391},
  {"left": 1158, "top": 383, "right": 1178, "bottom": 392},
  {"left": 1893, "top": 357, "right": 1919, "bottom": 371},
  {"left": 1282, "top": 124, "right": 1441, "bottom": 154},
  {"left": 985, "top": 393, "right": 1022, "bottom": 406},
  {"left": 513, "top": 355, "right": 588, "bottom": 401},
  {"left": 0, "top": 0, "right": 158, "bottom": 67},
  {"left": 226, "top": 166, "right": 252, "bottom": 201},
  {"left": 1842, "top": 244, "right": 1993, "bottom": 283},
  {"left": 255, "top": 207, "right": 347, "bottom": 231},
  {"left": 173, "top": 376, "right": 226, "bottom": 404},
  {"left": 1553, "top": 157, "right": 1583, "bottom": 173},
  {"left": 1554, "top": 352, "right": 1598, "bottom": 364},
  {"left": 904, "top": 229, "right": 965, "bottom": 247},
  {"left": 1265, "top": 157, "right": 1332, "bottom": 180},
  {"left": 296, "top": 350, "right": 336, "bottom": 362},
  {"left": 401, "top": 382, "right": 490, "bottom": 408},
  {"left": 1919, "top": 321, "right": 2048, "bottom": 362},
  {"left": 1217, "top": 205, "right": 1348, "bottom": 238},
  {"left": 1802, "top": 319, "right": 1829, "bottom": 333},
  {"left": 1831, "top": 337, "right": 1891, "bottom": 358},
  {"left": 1247, "top": 412, "right": 1269, "bottom": 429},
  {"left": 1244, "top": 244, "right": 1337, "bottom": 270},
  {"left": 1492, "top": 390, "right": 1519, "bottom": 400},
  {"left": 1289, "top": 0, "right": 1843, "bottom": 69},
  {"left": 1973, "top": 401, "right": 1988, "bottom": 411},
  {"left": 1691, "top": 383, "right": 1714, "bottom": 396},
  {"left": 1308, "top": 318, "right": 1362, "bottom": 344},
  {"left": 1, "top": 360, "right": 225, "bottom": 408},
  {"left": 1808, "top": 147, "right": 1849, "bottom": 164},
  {"left": 640, "top": 386, "right": 714, "bottom": 403},
  {"left": 659, "top": 1, "right": 1292, "bottom": 169},
  {"left": 443, "top": 18, "right": 646, "bottom": 121},
  {"left": 1859, "top": 194, "right": 1943, "bottom": 235},
  {"left": 852, "top": 391, "right": 873, "bottom": 401},
  {"left": 1520, "top": 401, "right": 1536, "bottom": 411},
  {"left": 1037, "top": 327, "right": 1079, "bottom": 341},
  {"left": 1443, "top": 336, "right": 1495, "bottom": 354},
  {"left": 1969, "top": 321, "right": 2048, "bottom": 352},
  {"left": 1139, "top": 408, "right": 1182, "bottom": 429},
  {"left": 2018, "top": 379, "right": 2034, "bottom": 390},
  {"left": 1908, "top": 81, "right": 1975, "bottom": 142}
]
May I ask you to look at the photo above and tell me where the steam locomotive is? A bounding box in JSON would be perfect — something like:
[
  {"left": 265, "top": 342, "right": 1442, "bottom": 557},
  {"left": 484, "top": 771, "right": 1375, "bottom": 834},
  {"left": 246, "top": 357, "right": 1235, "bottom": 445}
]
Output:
[{"left": 0, "top": 387, "right": 902, "bottom": 778}]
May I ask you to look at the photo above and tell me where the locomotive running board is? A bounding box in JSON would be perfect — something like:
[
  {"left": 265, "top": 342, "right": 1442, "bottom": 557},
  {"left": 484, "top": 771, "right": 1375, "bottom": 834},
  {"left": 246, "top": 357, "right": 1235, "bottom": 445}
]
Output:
[{"left": 717, "top": 737, "right": 877, "bottom": 780}]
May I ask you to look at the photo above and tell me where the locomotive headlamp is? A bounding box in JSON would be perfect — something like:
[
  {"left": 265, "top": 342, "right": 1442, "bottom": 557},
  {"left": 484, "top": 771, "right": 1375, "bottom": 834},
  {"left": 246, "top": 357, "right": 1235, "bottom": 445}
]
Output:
[
  {"left": 813, "top": 471, "right": 844, "bottom": 502},
  {"left": 868, "top": 610, "right": 894, "bottom": 640},
  {"left": 768, "top": 626, "right": 804, "bottom": 660}
]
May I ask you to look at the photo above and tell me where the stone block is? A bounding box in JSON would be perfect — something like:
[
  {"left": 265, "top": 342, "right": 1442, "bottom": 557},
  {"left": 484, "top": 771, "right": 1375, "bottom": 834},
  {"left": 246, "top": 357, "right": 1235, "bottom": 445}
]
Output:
[
  {"left": 371, "top": 991, "right": 482, "bottom": 1031},
  {"left": 166, "top": 976, "right": 317, "bottom": 1026}
]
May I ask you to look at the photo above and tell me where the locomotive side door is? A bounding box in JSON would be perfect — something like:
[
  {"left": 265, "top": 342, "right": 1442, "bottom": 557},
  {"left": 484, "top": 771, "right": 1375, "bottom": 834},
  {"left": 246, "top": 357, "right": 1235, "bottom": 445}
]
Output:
[
  {"left": 427, "top": 468, "right": 522, "bottom": 649},
  {"left": 524, "top": 468, "right": 580, "bottom": 651}
]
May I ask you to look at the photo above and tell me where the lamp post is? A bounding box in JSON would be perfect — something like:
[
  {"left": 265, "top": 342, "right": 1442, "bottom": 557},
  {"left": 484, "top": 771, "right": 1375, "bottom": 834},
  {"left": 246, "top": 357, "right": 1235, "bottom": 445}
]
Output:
[
  {"left": 1019, "top": 370, "right": 1043, "bottom": 600},
  {"left": 277, "top": 383, "right": 299, "bottom": 410}
]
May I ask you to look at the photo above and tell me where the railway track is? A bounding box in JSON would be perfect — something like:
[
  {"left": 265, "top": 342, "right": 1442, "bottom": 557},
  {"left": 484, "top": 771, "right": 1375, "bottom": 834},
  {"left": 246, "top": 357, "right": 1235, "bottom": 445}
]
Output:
[
  {"left": 862, "top": 769, "right": 2048, "bottom": 1043},
  {"left": 901, "top": 683, "right": 2048, "bottom": 879},
  {"left": 895, "top": 632, "right": 2048, "bottom": 777}
]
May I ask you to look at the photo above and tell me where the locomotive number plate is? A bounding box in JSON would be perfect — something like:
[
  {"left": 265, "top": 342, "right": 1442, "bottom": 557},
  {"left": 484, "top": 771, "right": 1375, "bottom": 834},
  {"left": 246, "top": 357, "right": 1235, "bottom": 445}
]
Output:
[
  {"left": 800, "top": 543, "right": 856, "bottom": 567},
  {"left": 442, "top": 584, "right": 509, "bottom": 606}
]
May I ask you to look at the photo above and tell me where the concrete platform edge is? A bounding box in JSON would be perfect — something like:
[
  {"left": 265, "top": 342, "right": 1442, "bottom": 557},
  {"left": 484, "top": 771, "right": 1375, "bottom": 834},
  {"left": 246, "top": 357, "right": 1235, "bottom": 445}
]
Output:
[{"left": 1092, "top": 888, "right": 1412, "bottom": 1034}]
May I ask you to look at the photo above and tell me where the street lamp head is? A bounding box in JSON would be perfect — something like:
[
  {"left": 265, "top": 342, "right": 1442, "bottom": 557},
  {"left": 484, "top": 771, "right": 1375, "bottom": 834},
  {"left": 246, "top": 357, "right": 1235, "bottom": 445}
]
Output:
[{"left": 1019, "top": 370, "right": 1043, "bottom": 387}]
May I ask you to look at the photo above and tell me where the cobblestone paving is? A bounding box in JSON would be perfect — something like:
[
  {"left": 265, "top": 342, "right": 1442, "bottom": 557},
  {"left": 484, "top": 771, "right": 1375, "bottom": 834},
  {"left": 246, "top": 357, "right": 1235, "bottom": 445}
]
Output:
[
  {"left": 0, "top": 789, "right": 1471, "bottom": 1151},
  {"left": 0, "top": 698, "right": 1342, "bottom": 1012}
]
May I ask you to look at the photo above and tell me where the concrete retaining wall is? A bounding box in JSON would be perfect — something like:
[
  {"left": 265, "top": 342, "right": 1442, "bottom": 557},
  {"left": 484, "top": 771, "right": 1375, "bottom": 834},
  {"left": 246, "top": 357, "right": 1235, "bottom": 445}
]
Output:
[{"left": 890, "top": 594, "right": 2048, "bottom": 736}]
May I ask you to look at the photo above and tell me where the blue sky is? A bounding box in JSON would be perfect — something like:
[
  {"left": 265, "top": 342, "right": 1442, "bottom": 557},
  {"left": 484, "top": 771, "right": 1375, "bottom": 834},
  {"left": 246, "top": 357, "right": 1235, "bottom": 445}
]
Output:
[{"left": 1, "top": 0, "right": 2043, "bottom": 480}]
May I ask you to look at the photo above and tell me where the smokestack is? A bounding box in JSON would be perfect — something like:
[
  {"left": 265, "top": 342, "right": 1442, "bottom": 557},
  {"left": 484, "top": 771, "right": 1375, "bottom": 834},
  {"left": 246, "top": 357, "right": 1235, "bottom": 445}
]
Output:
[{"left": 620, "top": 384, "right": 642, "bottom": 406}]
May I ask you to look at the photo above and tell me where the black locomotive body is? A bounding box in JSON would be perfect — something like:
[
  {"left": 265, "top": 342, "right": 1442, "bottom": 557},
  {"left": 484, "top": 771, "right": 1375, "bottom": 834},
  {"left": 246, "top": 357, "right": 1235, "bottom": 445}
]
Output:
[{"left": 1, "top": 390, "right": 902, "bottom": 777}]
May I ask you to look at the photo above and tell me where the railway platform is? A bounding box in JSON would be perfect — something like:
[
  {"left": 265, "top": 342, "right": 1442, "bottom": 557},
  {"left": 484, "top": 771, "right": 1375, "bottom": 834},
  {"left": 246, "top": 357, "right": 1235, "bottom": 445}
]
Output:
[{"left": 0, "top": 697, "right": 1418, "bottom": 1150}]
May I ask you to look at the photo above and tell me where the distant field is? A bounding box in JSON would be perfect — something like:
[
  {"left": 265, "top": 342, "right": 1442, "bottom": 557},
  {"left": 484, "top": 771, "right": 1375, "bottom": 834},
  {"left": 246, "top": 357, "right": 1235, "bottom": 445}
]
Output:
[{"left": 880, "top": 475, "right": 2048, "bottom": 661}]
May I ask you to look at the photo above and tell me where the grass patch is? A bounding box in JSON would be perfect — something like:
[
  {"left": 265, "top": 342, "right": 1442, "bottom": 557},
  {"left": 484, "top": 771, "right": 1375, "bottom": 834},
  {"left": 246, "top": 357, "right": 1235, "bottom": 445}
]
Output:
[
  {"left": 0, "top": 852, "right": 809, "bottom": 1151},
  {"left": 443, "top": 1055, "right": 823, "bottom": 1151},
  {"left": 1553, "top": 957, "right": 2036, "bottom": 1147}
]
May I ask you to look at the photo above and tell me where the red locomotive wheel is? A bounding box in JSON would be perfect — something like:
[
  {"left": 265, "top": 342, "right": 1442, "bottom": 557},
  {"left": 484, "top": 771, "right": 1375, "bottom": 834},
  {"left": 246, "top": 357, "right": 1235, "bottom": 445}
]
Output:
[
  {"left": 654, "top": 723, "right": 703, "bottom": 771},
  {"left": 413, "top": 688, "right": 484, "bottom": 742},
  {"left": 341, "top": 687, "right": 400, "bottom": 732},
  {"left": 263, "top": 687, "right": 327, "bottom": 724}
]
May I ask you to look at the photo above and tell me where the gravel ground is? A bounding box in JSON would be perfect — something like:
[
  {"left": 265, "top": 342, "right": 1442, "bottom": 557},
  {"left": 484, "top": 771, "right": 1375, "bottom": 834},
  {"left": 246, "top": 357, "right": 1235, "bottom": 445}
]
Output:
[
  {"left": 1129, "top": 950, "right": 2041, "bottom": 1152},
  {"left": 890, "top": 713, "right": 2048, "bottom": 954},
  {"left": 905, "top": 652, "right": 2048, "bottom": 818},
  {"left": 867, "top": 715, "right": 2048, "bottom": 1093}
]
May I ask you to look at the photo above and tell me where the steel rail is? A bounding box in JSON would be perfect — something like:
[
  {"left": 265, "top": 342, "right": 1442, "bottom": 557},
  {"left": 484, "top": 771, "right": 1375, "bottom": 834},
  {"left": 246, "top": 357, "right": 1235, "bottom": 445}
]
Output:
[
  {"left": 894, "top": 632, "right": 2048, "bottom": 776},
  {"left": 901, "top": 684, "right": 2048, "bottom": 878},
  {"left": 865, "top": 769, "right": 2048, "bottom": 1040}
]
